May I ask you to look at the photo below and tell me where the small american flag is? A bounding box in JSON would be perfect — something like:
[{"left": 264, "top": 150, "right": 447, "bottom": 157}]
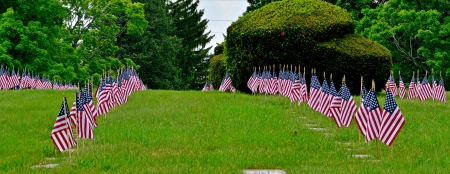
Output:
[
  {"left": 209, "top": 81, "right": 214, "bottom": 90},
  {"left": 407, "top": 76, "right": 416, "bottom": 99},
  {"left": 365, "top": 89, "right": 382, "bottom": 142},
  {"left": 418, "top": 75, "right": 433, "bottom": 101},
  {"left": 77, "top": 90, "right": 95, "bottom": 139},
  {"left": 202, "top": 83, "right": 210, "bottom": 91},
  {"left": 432, "top": 74, "right": 437, "bottom": 100},
  {"left": 340, "top": 83, "right": 356, "bottom": 127},
  {"left": 289, "top": 72, "right": 301, "bottom": 102},
  {"left": 300, "top": 74, "right": 308, "bottom": 103},
  {"left": 308, "top": 74, "right": 322, "bottom": 111},
  {"left": 398, "top": 74, "right": 406, "bottom": 99},
  {"left": 435, "top": 76, "right": 446, "bottom": 103},
  {"left": 379, "top": 89, "right": 405, "bottom": 146},
  {"left": 318, "top": 78, "right": 330, "bottom": 116},
  {"left": 51, "top": 97, "right": 77, "bottom": 152},
  {"left": 220, "top": 71, "right": 232, "bottom": 92},
  {"left": 329, "top": 80, "right": 342, "bottom": 127},
  {"left": 355, "top": 85, "right": 369, "bottom": 137}
]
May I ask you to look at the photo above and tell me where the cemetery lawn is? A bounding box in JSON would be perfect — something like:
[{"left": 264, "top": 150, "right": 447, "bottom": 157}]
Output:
[{"left": 1, "top": 89, "right": 449, "bottom": 173}]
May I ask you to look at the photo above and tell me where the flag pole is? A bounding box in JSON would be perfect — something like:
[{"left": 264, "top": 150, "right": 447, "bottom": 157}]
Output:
[
  {"left": 372, "top": 79, "right": 379, "bottom": 154},
  {"left": 298, "top": 64, "right": 301, "bottom": 109},
  {"left": 76, "top": 84, "right": 80, "bottom": 154},
  {"left": 62, "top": 95, "right": 72, "bottom": 163},
  {"left": 359, "top": 76, "right": 363, "bottom": 142},
  {"left": 329, "top": 73, "right": 333, "bottom": 127}
]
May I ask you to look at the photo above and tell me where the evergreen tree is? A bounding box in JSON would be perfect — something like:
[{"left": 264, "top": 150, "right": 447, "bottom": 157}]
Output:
[
  {"left": 115, "top": 0, "right": 182, "bottom": 89},
  {"left": 168, "top": 0, "right": 213, "bottom": 90}
]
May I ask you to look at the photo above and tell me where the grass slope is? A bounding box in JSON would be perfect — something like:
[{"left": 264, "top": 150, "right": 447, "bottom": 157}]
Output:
[{"left": 1, "top": 90, "right": 449, "bottom": 173}]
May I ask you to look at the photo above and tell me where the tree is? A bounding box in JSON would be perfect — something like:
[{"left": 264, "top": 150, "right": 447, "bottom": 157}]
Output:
[
  {"left": 62, "top": 0, "right": 148, "bottom": 83},
  {"left": 168, "top": 0, "right": 213, "bottom": 90},
  {"left": 227, "top": 0, "right": 392, "bottom": 93},
  {"left": 115, "top": 0, "right": 182, "bottom": 89},
  {"left": 0, "top": 1, "right": 75, "bottom": 81},
  {"left": 0, "top": 0, "right": 147, "bottom": 84}
]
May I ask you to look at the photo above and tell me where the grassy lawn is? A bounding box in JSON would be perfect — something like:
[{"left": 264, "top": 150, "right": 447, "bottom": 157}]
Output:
[{"left": 1, "top": 89, "right": 449, "bottom": 173}]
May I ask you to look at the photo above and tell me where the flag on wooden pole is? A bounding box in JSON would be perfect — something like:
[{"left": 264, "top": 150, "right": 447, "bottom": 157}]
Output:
[
  {"left": 51, "top": 97, "right": 77, "bottom": 152},
  {"left": 380, "top": 89, "right": 405, "bottom": 146}
]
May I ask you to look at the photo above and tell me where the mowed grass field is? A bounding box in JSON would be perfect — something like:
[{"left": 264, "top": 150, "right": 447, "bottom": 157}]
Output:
[{"left": 1, "top": 89, "right": 450, "bottom": 173}]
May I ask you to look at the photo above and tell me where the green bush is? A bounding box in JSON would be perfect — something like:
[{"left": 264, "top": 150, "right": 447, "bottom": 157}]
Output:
[
  {"left": 208, "top": 54, "right": 227, "bottom": 88},
  {"left": 314, "top": 34, "right": 392, "bottom": 93},
  {"left": 226, "top": 0, "right": 392, "bottom": 93}
]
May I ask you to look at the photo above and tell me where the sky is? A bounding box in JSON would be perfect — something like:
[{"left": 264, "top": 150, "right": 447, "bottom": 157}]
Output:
[{"left": 197, "top": 0, "right": 249, "bottom": 54}]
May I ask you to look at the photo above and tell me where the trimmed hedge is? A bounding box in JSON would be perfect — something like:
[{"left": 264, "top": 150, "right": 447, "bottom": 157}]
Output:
[
  {"left": 226, "top": 0, "right": 392, "bottom": 93},
  {"left": 313, "top": 34, "right": 392, "bottom": 93},
  {"left": 208, "top": 54, "right": 227, "bottom": 88}
]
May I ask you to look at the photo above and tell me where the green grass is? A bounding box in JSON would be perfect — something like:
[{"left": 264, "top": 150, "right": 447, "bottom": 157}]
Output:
[{"left": 1, "top": 89, "right": 450, "bottom": 173}]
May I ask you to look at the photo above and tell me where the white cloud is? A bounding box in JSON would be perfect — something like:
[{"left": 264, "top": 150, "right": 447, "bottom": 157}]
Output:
[{"left": 197, "top": 0, "right": 248, "bottom": 53}]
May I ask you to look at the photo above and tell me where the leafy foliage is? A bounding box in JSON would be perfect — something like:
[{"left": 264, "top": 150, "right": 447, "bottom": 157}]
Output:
[
  {"left": 115, "top": 0, "right": 182, "bottom": 89},
  {"left": 227, "top": 0, "right": 391, "bottom": 93},
  {"left": 315, "top": 34, "right": 392, "bottom": 92},
  {"left": 356, "top": 0, "right": 450, "bottom": 87},
  {"left": 244, "top": 0, "right": 282, "bottom": 14},
  {"left": 209, "top": 54, "right": 227, "bottom": 89},
  {"left": 0, "top": 0, "right": 147, "bottom": 84}
]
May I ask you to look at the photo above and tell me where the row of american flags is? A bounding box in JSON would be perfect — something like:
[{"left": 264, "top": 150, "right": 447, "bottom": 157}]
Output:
[
  {"left": 0, "top": 66, "right": 77, "bottom": 90},
  {"left": 51, "top": 68, "right": 146, "bottom": 152},
  {"left": 243, "top": 67, "right": 446, "bottom": 146},
  {"left": 202, "top": 71, "right": 236, "bottom": 92},
  {"left": 386, "top": 72, "right": 446, "bottom": 103}
]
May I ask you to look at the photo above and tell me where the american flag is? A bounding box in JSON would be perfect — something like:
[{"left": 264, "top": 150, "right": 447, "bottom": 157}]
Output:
[
  {"left": 0, "top": 67, "right": 10, "bottom": 89},
  {"left": 418, "top": 75, "right": 433, "bottom": 101},
  {"left": 318, "top": 78, "right": 331, "bottom": 116},
  {"left": 365, "top": 89, "right": 382, "bottom": 142},
  {"left": 97, "top": 77, "right": 110, "bottom": 116},
  {"left": 271, "top": 70, "right": 278, "bottom": 95},
  {"left": 379, "top": 89, "right": 405, "bottom": 146},
  {"left": 82, "top": 86, "right": 98, "bottom": 128},
  {"left": 329, "top": 80, "right": 342, "bottom": 127},
  {"left": 51, "top": 97, "right": 77, "bottom": 152},
  {"left": 385, "top": 74, "right": 397, "bottom": 96},
  {"left": 220, "top": 71, "right": 232, "bottom": 92},
  {"left": 398, "top": 74, "right": 406, "bottom": 99},
  {"left": 340, "top": 83, "right": 357, "bottom": 127},
  {"left": 202, "top": 83, "right": 210, "bottom": 91},
  {"left": 432, "top": 74, "right": 437, "bottom": 100},
  {"left": 435, "top": 76, "right": 446, "bottom": 103},
  {"left": 407, "top": 76, "right": 416, "bottom": 99},
  {"left": 20, "top": 70, "right": 28, "bottom": 89},
  {"left": 415, "top": 75, "right": 422, "bottom": 99},
  {"left": 355, "top": 85, "right": 369, "bottom": 137},
  {"left": 69, "top": 93, "right": 78, "bottom": 127},
  {"left": 289, "top": 72, "right": 301, "bottom": 102},
  {"left": 277, "top": 70, "right": 283, "bottom": 95},
  {"left": 77, "top": 89, "right": 95, "bottom": 139},
  {"left": 247, "top": 70, "right": 255, "bottom": 91},
  {"left": 300, "top": 74, "right": 308, "bottom": 103},
  {"left": 252, "top": 71, "right": 261, "bottom": 93},
  {"left": 114, "top": 73, "right": 123, "bottom": 106},
  {"left": 209, "top": 81, "right": 214, "bottom": 90},
  {"left": 308, "top": 74, "right": 322, "bottom": 111},
  {"left": 10, "top": 68, "right": 20, "bottom": 89}
]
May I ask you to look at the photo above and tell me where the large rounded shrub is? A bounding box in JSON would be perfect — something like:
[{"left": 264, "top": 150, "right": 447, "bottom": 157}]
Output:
[{"left": 226, "top": 0, "right": 392, "bottom": 93}]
